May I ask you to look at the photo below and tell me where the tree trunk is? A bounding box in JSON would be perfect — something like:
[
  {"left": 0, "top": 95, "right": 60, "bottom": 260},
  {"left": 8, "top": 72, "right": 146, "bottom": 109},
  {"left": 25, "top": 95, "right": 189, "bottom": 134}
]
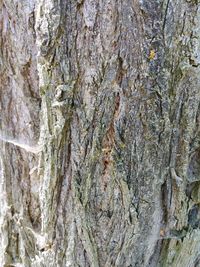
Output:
[{"left": 0, "top": 0, "right": 200, "bottom": 266}]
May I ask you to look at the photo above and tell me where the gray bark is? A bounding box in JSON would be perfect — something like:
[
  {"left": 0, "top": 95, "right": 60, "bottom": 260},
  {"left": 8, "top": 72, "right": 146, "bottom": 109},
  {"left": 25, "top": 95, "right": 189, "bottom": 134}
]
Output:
[{"left": 0, "top": 0, "right": 200, "bottom": 266}]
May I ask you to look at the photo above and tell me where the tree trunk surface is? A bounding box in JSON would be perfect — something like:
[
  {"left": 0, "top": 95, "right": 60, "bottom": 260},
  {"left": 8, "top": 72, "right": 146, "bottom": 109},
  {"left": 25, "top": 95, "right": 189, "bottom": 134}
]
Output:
[{"left": 0, "top": 0, "right": 200, "bottom": 266}]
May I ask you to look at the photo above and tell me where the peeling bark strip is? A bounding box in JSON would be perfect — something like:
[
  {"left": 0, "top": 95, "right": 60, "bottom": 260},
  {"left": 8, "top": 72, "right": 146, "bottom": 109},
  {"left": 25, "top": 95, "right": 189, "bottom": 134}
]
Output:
[{"left": 0, "top": 0, "right": 200, "bottom": 266}]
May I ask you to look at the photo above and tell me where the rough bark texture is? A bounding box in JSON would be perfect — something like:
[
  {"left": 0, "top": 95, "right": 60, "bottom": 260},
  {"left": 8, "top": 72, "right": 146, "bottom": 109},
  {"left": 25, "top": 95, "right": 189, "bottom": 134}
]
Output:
[{"left": 0, "top": 0, "right": 200, "bottom": 266}]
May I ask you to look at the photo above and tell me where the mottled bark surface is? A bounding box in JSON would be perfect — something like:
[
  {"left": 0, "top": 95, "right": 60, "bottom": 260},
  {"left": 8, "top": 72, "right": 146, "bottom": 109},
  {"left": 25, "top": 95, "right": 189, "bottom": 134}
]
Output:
[{"left": 0, "top": 0, "right": 200, "bottom": 266}]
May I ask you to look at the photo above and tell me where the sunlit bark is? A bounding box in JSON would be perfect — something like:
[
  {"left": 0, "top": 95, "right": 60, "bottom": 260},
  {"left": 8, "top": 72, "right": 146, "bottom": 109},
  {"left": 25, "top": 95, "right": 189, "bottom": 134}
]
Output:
[{"left": 0, "top": 0, "right": 200, "bottom": 266}]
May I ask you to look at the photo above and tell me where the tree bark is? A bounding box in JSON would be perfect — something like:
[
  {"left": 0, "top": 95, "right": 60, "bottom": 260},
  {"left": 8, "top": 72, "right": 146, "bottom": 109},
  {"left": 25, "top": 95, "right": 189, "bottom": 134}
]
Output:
[{"left": 0, "top": 0, "right": 200, "bottom": 266}]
